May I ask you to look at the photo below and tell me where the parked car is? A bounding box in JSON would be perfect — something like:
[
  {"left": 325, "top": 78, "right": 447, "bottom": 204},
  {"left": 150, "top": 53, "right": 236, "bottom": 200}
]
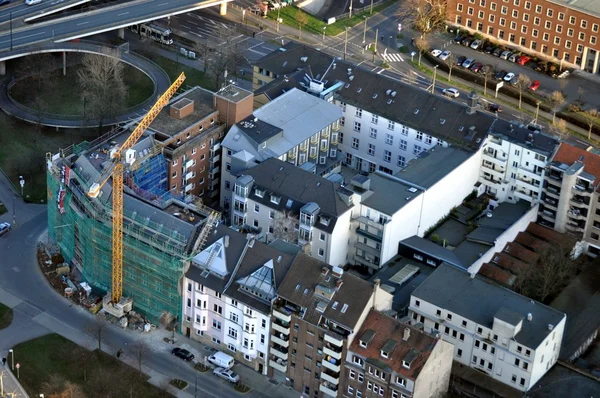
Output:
[
  {"left": 439, "top": 50, "right": 451, "bottom": 60},
  {"left": 461, "top": 37, "right": 474, "bottom": 47},
  {"left": 431, "top": 49, "right": 442, "bottom": 57},
  {"left": 470, "top": 39, "right": 483, "bottom": 50},
  {"left": 172, "top": 348, "right": 195, "bottom": 361},
  {"left": 0, "top": 222, "right": 11, "bottom": 237},
  {"left": 500, "top": 50, "right": 513, "bottom": 60},
  {"left": 488, "top": 103, "right": 502, "bottom": 113},
  {"left": 442, "top": 88, "right": 460, "bottom": 98},
  {"left": 492, "top": 47, "right": 504, "bottom": 57},
  {"left": 454, "top": 35, "right": 466, "bottom": 43},
  {"left": 213, "top": 368, "right": 240, "bottom": 383},
  {"left": 517, "top": 55, "right": 531, "bottom": 65},
  {"left": 529, "top": 80, "right": 541, "bottom": 91},
  {"left": 456, "top": 55, "right": 467, "bottom": 65},
  {"left": 510, "top": 76, "right": 520, "bottom": 85},
  {"left": 508, "top": 53, "right": 520, "bottom": 62},
  {"left": 495, "top": 70, "right": 508, "bottom": 80},
  {"left": 208, "top": 351, "right": 235, "bottom": 369},
  {"left": 503, "top": 72, "right": 516, "bottom": 82},
  {"left": 470, "top": 62, "right": 483, "bottom": 73},
  {"left": 0, "top": 0, "right": 11, "bottom": 6},
  {"left": 25, "top": 0, "right": 41, "bottom": 5},
  {"left": 484, "top": 45, "right": 494, "bottom": 54},
  {"left": 462, "top": 58, "right": 475, "bottom": 68}
]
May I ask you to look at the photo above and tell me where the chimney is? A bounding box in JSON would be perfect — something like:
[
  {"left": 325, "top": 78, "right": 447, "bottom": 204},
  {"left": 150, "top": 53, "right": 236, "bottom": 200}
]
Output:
[
  {"left": 335, "top": 279, "right": 344, "bottom": 289},
  {"left": 169, "top": 98, "right": 195, "bottom": 120},
  {"left": 403, "top": 328, "right": 411, "bottom": 341},
  {"left": 321, "top": 266, "right": 329, "bottom": 276},
  {"left": 466, "top": 91, "right": 479, "bottom": 115},
  {"left": 224, "top": 235, "right": 230, "bottom": 248},
  {"left": 470, "top": 273, "right": 476, "bottom": 279},
  {"left": 527, "top": 313, "right": 532, "bottom": 321},
  {"left": 372, "top": 278, "right": 380, "bottom": 309},
  {"left": 332, "top": 266, "right": 344, "bottom": 278},
  {"left": 548, "top": 324, "right": 554, "bottom": 331}
]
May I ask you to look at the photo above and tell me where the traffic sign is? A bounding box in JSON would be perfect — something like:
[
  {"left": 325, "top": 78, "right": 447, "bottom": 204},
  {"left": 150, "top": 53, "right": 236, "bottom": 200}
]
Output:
[{"left": 15, "top": 363, "right": 20, "bottom": 369}]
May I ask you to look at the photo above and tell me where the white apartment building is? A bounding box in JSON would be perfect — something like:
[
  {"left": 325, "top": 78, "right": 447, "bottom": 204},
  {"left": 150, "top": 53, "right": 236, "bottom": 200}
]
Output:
[
  {"left": 409, "top": 264, "right": 566, "bottom": 392},
  {"left": 219, "top": 88, "right": 342, "bottom": 213},
  {"left": 181, "top": 225, "right": 297, "bottom": 374},
  {"left": 479, "top": 122, "right": 559, "bottom": 204},
  {"left": 230, "top": 158, "right": 354, "bottom": 267}
]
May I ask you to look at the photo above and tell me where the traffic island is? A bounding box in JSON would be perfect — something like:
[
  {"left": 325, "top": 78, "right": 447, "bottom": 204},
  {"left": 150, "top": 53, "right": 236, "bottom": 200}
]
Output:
[
  {"left": 194, "top": 362, "right": 210, "bottom": 373},
  {"left": 169, "top": 379, "right": 188, "bottom": 390},
  {"left": 234, "top": 382, "right": 251, "bottom": 394},
  {"left": 0, "top": 302, "right": 13, "bottom": 330},
  {"left": 13, "top": 334, "right": 170, "bottom": 397}
]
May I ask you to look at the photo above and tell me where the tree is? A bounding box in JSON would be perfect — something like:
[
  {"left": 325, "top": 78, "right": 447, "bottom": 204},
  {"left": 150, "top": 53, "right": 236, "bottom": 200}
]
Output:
[
  {"left": 77, "top": 47, "right": 127, "bottom": 133},
  {"left": 513, "top": 245, "right": 578, "bottom": 303},
  {"left": 514, "top": 73, "right": 531, "bottom": 109},
  {"left": 16, "top": 52, "right": 56, "bottom": 92},
  {"left": 583, "top": 108, "right": 598, "bottom": 140},
  {"left": 296, "top": 11, "right": 308, "bottom": 39},
  {"left": 550, "top": 118, "right": 569, "bottom": 141},
  {"left": 270, "top": 211, "right": 299, "bottom": 244},
  {"left": 85, "top": 314, "right": 108, "bottom": 352},
  {"left": 415, "top": 36, "right": 429, "bottom": 66},
  {"left": 129, "top": 338, "right": 150, "bottom": 377},
  {"left": 396, "top": 0, "right": 446, "bottom": 33},
  {"left": 446, "top": 53, "right": 457, "bottom": 82},
  {"left": 482, "top": 64, "right": 494, "bottom": 96},
  {"left": 41, "top": 374, "right": 86, "bottom": 398},
  {"left": 578, "top": 86, "right": 585, "bottom": 103},
  {"left": 205, "top": 25, "right": 246, "bottom": 90},
  {"left": 550, "top": 90, "right": 565, "bottom": 123}
]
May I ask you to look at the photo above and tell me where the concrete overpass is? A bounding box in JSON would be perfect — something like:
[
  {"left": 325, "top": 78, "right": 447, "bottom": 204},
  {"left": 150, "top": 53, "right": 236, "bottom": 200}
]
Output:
[{"left": 0, "top": 0, "right": 232, "bottom": 57}]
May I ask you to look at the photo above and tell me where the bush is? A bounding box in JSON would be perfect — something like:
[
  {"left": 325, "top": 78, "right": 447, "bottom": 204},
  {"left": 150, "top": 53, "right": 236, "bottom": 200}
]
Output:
[
  {"left": 464, "top": 190, "right": 477, "bottom": 203},
  {"left": 431, "top": 234, "right": 440, "bottom": 243},
  {"left": 234, "top": 383, "right": 251, "bottom": 393},
  {"left": 381, "top": 61, "right": 390, "bottom": 69},
  {"left": 398, "top": 45, "right": 409, "bottom": 53},
  {"left": 194, "top": 363, "right": 210, "bottom": 373},
  {"left": 397, "top": 33, "right": 404, "bottom": 39},
  {"left": 169, "top": 379, "right": 188, "bottom": 390}
]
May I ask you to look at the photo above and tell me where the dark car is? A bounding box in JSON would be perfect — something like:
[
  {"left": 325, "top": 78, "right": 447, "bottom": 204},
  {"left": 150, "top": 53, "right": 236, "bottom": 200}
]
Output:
[
  {"left": 0, "top": 0, "right": 10, "bottom": 5},
  {"left": 172, "top": 348, "right": 195, "bottom": 361},
  {"left": 454, "top": 35, "right": 465, "bottom": 43},
  {"left": 457, "top": 55, "right": 467, "bottom": 66},
  {"left": 495, "top": 70, "right": 508, "bottom": 80},
  {"left": 461, "top": 37, "right": 474, "bottom": 47},
  {"left": 488, "top": 103, "right": 502, "bottom": 113},
  {"left": 484, "top": 45, "right": 494, "bottom": 54},
  {"left": 470, "top": 62, "right": 483, "bottom": 73},
  {"left": 492, "top": 47, "right": 503, "bottom": 57}
]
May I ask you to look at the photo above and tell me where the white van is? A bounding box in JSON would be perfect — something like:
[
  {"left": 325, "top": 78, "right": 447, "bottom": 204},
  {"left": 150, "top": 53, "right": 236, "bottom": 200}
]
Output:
[{"left": 208, "top": 351, "right": 234, "bottom": 369}]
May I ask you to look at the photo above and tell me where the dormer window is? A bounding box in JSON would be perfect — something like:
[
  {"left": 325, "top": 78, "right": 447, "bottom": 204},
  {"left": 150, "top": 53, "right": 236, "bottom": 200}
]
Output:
[
  {"left": 395, "top": 376, "right": 406, "bottom": 386},
  {"left": 360, "top": 340, "right": 368, "bottom": 348},
  {"left": 255, "top": 188, "right": 265, "bottom": 198},
  {"left": 402, "top": 360, "right": 410, "bottom": 369},
  {"left": 381, "top": 350, "right": 389, "bottom": 359},
  {"left": 270, "top": 195, "right": 281, "bottom": 204},
  {"left": 359, "top": 329, "right": 375, "bottom": 348},
  {"left": 319, "top": 216, "right": 330, "bottom": 226}
]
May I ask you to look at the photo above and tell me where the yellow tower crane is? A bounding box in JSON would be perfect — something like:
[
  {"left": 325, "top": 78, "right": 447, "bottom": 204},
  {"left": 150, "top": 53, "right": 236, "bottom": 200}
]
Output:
[{"left": 87, "top": 72, "right": 186, "bottom": 309}]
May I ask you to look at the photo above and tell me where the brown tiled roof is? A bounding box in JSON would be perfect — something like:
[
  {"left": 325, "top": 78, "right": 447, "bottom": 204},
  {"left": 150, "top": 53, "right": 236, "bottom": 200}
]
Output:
[
  {"left": 493, "top": 252, "right": 530, "bottom": 274},
  {"left": 503, "top": 242, "right": 540, "bottom": 264},
  {"left": 479, "top": 263, "right": 516, "bottom": 286},
  {"left": 526, "top": 222, "right": 576, "bottom": 248},
  {"left": 348, "top": 310, "right": 437, "bottom": 380},
  {"left": 514, "top": 232, "right": 552, "bottom": 253},
  {"left": 552, "top": 142, "right": 600, "bottom": 187}
]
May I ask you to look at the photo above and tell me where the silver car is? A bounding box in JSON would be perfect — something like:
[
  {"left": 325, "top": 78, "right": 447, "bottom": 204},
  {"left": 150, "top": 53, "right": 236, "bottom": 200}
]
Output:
[
  {"left": 0, "top": 222, "right": 11, "bottom": 237},
  {"left": 213, "top": 367, "right": 240, "bottom": 383},
  {"left": 462, "top": 58, "right": 475, "bottom": 68}
]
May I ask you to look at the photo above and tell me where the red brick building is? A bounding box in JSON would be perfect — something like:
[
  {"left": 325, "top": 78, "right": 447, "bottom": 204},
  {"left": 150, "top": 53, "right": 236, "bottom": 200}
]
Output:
[{"left": 447, "top": 0, "right": 600, "bottom": 73}]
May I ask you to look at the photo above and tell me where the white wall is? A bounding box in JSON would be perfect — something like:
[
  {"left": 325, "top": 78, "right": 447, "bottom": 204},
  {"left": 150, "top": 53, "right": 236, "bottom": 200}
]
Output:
[
  {"left": 326, "top": 209, "right": 354, "bottom": 266},
  {"left": 468, "top": 202, "right": 539, "bottom": 274},
  {"left": 529, "top": 316, "right": 565, "bottom": 388}
]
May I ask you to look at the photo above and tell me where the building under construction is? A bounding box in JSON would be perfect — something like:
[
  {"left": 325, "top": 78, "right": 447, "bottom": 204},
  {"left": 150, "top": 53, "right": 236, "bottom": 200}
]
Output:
[{"left": 45, "top": 84, "right": 253, "bottom": 323}]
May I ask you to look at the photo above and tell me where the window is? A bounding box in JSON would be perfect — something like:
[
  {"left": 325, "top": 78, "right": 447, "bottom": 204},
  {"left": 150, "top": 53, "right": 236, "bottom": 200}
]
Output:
[
  {"left": 319, "top": 232, "right": 325, "bottom": 241},
  {"left": 349, "top": 370, "right": 356, "bottom": 379},
  {"left": 368, "top": 144, "right": 375, "bottom": 156},
  {"left": 212, "top": 320, "right": 222, "bottom": 330},
  {"left": 580, "top": 32, "right": 586, "bottom": 41},
  {"left": 512, "top": 9, "right": 518, "bottom": 18},
  {"left": 447, "top": 313, "right": 452, "bottom": 320},
  {"left": 512, "top": 374, "right": 517, "bottom": 383},
  {"left": 354, "top": 121, "right": 361, "bottom": 132},
  {"left": 581, "top": 20, "right": 588, "bottom": 28},
  {"left": 318, "top": 248, "right": 324, "bottom": 257},
  {"left": 383, "top": 150, "right": 391, "bottom": 163},
  {"left": 387, "top": 120, "right": 395, "bottom": 130},
  {"left": 385, "top": 134, "right": 393, "bottom": 145},
  {"left": 348, "top": 386, "right": 354, "bottom": 395},
  {"left": 402, "top": 360, "right": 410, "bottom": 369},
  {"left": 228, "top": 327, "right": 238, "bottom": 339},
  {"left": 413, "top": 145, "right": 422, "bottom": 155},
  {"left": 367, "top": 382, "right": 372, "bottom": 391},
  {"left": 477, "top": 327, "right": 483, "bottom": 334},
  {"left": 556, "top": 24, "right": 562, "bottom": 33},
  {"left": 416, "top": 131, "right": 423, "bottom": 141},
  {"left": 401, "top": 125, "right": 408, "bottom": 135},
  {"left": 546, "top": 8, "right": 553, "bottom": 17},
  {"left": 515, "top": 358, "right": 520, "bottom": 366},
  {"left": 352, "top": 138, "right": 359, "bottom": 150},
  {"left": 353, "top": 356, "right": 364, "bottom": 366},
  {"left": 371, "top": 114, "right": 378, "bottom": 124},
  {"left": 399, "top": 139, "right": 407, "bottom": 151},
  {"left": 535, "top": 4, "right": 542, "bottom": 13},
  {"left": 520, "top": 378, "right": 525, "bottom": 387},
  {"left": 397, "top": 156, "right": 406, "bottom": 167},
  {"left": 457, "top": 3, "right": 463, "bottom": 11},
  {"left": 370, "top": 128, "right": 377, "bottom": 138},
  {"left": 355, "top": 108, "right": 362, "bottom": 118},
  {"left": 457, "top": 349, "right": 463, "bottom": 357}
]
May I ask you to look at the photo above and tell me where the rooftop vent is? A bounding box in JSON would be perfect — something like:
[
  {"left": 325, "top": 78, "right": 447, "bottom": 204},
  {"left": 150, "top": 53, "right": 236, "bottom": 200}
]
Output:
[
  {"left": 527, "top": 313, "right": 532, "bottom": 321},
  {"left": 391, "top": 91, "right": 397, "bottom": 97},
  {"left": 169, "top": 98, "right": 194, "bottom": 120},
  {"left": 548, "top": 324, "right": 554, "bottom": 331},
  {"left": 414, "top": 109, "right": 419, "bottom": 115},
  {"left": 386, "top": 89, "right": 392, "bottom": 95},
  {"left": 347, "top": 68, "right": 352, "bottom": 75},
  {"left": 403, "top": 328, "right": 411, "bottom": 341},
  {"left": 357, "top": 87, "right": 362, "bottom": 93},
  {"left": 321, "top": 266, "right": 329, "bottom": 276},
  {"left": 349, "top": 75, "right": 355, "bottom": 81},
  {"left": 372, "top": 93, "right": 378, "bottom": 99},
  {"left": 459, "top": 126, "right": 464, "bottom": 131},
  {"left": 407, "top": 187, "right": 418, "bottom": 193},
  {"left": 440, "top": 118, "right": 446, "bottom": 125},
  {"left": 387, "top": 99, "right": 393, "bottom": 105},
  {"left": 344, "top": 83, "right": 350, "bottom": 89},
  {"left": 332, "top": 266, "right": 344, "bottom": 278},
  {"left": 300, "top": 56, "right": 308, "bottom": 62}
]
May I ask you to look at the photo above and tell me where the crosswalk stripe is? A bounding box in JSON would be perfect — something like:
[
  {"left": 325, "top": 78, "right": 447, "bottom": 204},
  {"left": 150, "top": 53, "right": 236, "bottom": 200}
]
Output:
[{"left": 383, "top": 53, "right": 404, "bottom": 62}]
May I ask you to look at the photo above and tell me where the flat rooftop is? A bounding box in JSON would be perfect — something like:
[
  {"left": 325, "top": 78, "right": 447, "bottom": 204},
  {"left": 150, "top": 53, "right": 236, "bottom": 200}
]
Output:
[
  {"left": 149, "top": 87, "right": 215, "bottom": 137},
  {"left": 214, "top": 84, "right": 253, "bottom": 103},
  {"left": 396, "top": 146, "right": 473, "bottom": 189}
]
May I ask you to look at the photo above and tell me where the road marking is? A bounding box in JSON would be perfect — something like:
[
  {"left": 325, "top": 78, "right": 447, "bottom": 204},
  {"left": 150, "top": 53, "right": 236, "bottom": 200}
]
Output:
[
  {"left": 158, "top": 2, "right": 168, "bottom": 6},
  {"left": 248, "top": 48, "right": 267, "bottom": 56},
  {"left": 77, "top": 21, "right": 89, "bottom": 25},
  {"left": 19, "top": 32, "right": 45, "bottom": 40},
  {"left": 118, "top": 12, "right": 129, "bottom": 16},
  {"left": 382, "top": 53, "right": 404, "bottom": 62},
  {"left": 377, "top": 69, "right": 384, "bottom": 74},
  {"left": 188, "top": 21, "right": 198, "bottom": 26},
  {"left": 181, "top": 24, "right": 192, "bottom": 29}
]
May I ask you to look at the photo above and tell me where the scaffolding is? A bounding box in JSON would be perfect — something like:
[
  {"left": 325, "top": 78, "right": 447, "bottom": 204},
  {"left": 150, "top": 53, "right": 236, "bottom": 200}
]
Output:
[{"left": 47, "top": 153, "right": 199, "bottom": 323}]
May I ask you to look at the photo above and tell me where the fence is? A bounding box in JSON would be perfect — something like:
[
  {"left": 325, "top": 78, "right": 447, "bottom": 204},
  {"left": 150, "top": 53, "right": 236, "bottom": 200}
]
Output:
[{"left": 330, "top": 0, "right": 387, "bottom": 21}]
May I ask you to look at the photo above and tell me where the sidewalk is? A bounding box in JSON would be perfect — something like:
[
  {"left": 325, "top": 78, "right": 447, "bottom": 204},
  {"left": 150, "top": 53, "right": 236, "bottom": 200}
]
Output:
[
  {"left": 0, "top": 168, "right": 46, "bottom": 229},
  {"left": 0, "top": 363, "right": 29, "bottom": 398}
]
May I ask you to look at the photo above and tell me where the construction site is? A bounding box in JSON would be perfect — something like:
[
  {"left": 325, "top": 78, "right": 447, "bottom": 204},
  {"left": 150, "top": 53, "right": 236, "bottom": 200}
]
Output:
[{"left": 42, "top": 76, "right": 251, "bottom": 326}]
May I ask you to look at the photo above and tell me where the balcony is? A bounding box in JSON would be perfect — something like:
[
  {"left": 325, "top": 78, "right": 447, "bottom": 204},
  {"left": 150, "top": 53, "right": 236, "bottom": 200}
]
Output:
[
  {"left": 323, "top": 346, "right": 342, "bottom": 360},
  {"left": 321, "top": 369, "right": 340, "bottom": 385},
  {"left": 566, "top": 223, "right": 585, "bottom": 233},
  {"left": 322, "top": 358, "right": 341, "bottom": 373},
  {"left": 546, "top": 171, "right": 563, "bottom": 181},
  {"left": 543, "top": 197, "right": 558, "bottom": 209},
  {"left": 515, "top": 190, "right": 534, "bottom": 202},
  {"left": 269, "top": 358, "right": 287, "bottom": 373},
  {"left": 519, "top": 165, "right": 543, "bottom": 178},
  {"left": 482, "top": 151, "right": 508, "bottom": 167},
  {"left": 516, "top": 177, "right": 541, "bottom": 190},
  {"left": 486, "top": 138, "right": 505, "bottom": 152},
  {"left": 270, "top": 346, "right": 288, "bottom": 360},
  {"left": 353, "top": 255, "right": 380, "bottom": 269},
  {"left": 352, "top": 215, "right": 389, "bottom": 230},
  {"left": 272, "top": 319, "right": 290, "bottom": 335},
  {"left": 319, "top": 382, "right": 338, "bottom": 397},
  {"left": 568, "top": 209, "right": 587, "bottom": 221},
  {"left": 545, "top": 186, "right": 561, "bottom": 198},
  {"left": 571, "top": 196, "right": 589, "bottom": 207},
  {"left": 539, "top": 210, "right": 556, "bottom": 222},
  {"left": 481, "top": 162, "right": 506, "bottom": 179},
  {"left": 325, "top": 333, "right": 344, "bottom": 347},
  {"left": 271, "top": 333, "right": 289, "bottom": 348},
  {"left": 573, "top": 185, "right": 593, "bottom": 196},
  {"left": 273, "top": 307, "right": 292, "bottom": 323},
  {"left": 356, "top": 225, "right": 383, "bottom": 242},
  {"left": 481, "top": 176, "right": 508, "bottom": 189}
]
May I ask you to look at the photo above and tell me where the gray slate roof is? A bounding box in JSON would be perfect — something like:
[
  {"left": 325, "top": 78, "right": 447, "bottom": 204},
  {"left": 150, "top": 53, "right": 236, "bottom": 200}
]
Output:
[
  {"left": 488, "top": 120, "right": 559, "bottom": 156},
  {"left": 412, "top": 263, "right": 565, "bottom": 349},
  {"left": 397, "top": 147, "right": 473, "bottom": 189},
  {"left": 359, "top": 173, "right": 417, "bottom": 216},
  {"left": 399, "top": 236, "right": 466, "bottom": 269}
]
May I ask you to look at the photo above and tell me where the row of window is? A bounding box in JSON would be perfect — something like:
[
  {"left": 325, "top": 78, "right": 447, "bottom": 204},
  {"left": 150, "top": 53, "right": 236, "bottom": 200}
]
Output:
[{"left": 351, "top": 138, "right": 423, "bottom": 158}]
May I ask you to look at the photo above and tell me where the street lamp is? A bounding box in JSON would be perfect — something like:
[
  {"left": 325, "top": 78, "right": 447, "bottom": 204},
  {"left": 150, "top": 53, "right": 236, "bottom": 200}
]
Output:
[
  {"left": 19, "top": 176, "right": 24, "bottom": 197},
  {"left": 276, "top": 7, "right": 281, "bottom": 32},
  {"left": 9, "top": 12, "right": 12, "bottom": 51},
  {"left": 8, "top": 349, "right": 13, "bottom": 370},
  {"left": 431, "top": 65, "right": 439, "bottom": 94},
  {"left": 322, "top": 26, "right": 326, "bottom": 41},
  {"left": 363, "top": 16, "right": 368, "bottom": 44},
  {"left": 12, "top": 196, "right": 15, "bottom": 226},
  {"left": 349, "top": 0, "right": 353, "bottom": 18}
]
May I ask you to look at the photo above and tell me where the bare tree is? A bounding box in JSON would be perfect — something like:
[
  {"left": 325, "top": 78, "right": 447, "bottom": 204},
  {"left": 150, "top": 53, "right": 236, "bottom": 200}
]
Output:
[
  {"left": 205, "top": 25, "right": 246, "bottom": 90},
  {"left": 513, "top": 245, "right": 578, "bottom": 303},
  {"left": 270, "top": 211, "right": 299, "bottom": 244},
  {"left": 195, "top": 39, "right": 213, "bottom": 73},
  {"left": 129, "top": 338, "right": 150, "bottom": 376},
  {"left": 42, "top": 374, "right": 86, "bottom": 398},
  {"left": 296, "top": 11, "right": 308, "bottom": 39},
  {"left": 446, "top": 53, "right": 457, "bottom": 82},
  {"left": 86, "top": 314, "right": 109, "bottom": 352},
  {"left": 550, "top": 90, "right": 565, "bottom": 123},
  {"left": 396, "top": 0, "right": 446, "bottom": 33},
  {"left": 17, "top": 52, "right": 56, "bottom": 91},
  {"left": 559, "top": 79, "right": 568, "bottom": 95},
  {"left": 415, "top": 36, "right": 429, "bottom": 66},
  {"left": 583, "top": 108, "right": 598, "bottom": 140},
  {"left": 482, "top": 65, "right": 494, "bottom": 96},
  {"left": 514, "top": 74, "right": 531, "bottom": 109},
  {"left": 550, "top": 118, "right": 569, "bottom": 141},
  {"left": 77, "top": 47, "right": 127, "bottom": 133},
  {"left": 578, "top": 86, "right": 585, "bottom": 103}
]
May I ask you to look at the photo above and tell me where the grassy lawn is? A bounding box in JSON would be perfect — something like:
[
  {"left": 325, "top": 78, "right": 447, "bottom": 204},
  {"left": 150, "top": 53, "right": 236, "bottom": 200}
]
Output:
[
  {"left": 14, "top": 334, "right": 171, "bottom": 397},
  {"left": 0, "top": 111, "right": 98, "bottom": 203},
  {"left": 267, "top": 2, "right": 394, "bottom": 37},
  {"left": 10, "top": 64, "right": 153, "bottom": 117},
  {"left": 0, "top": 302, "right": 13, "bottom": 330},
  {"left": 137, "top": 51, "right": 214, "bottom": 90},
  {"left": 0, "top": 202, "right": 6, "bottom": 215}
]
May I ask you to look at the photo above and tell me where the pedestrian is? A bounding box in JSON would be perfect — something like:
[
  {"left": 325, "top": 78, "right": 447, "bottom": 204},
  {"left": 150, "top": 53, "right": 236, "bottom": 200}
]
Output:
[
  {"left": 2, "top": 357, "right": 6, "bottom": 366},
  {"left": 117, "top": 348, "right": 123, "bottom": 358}
]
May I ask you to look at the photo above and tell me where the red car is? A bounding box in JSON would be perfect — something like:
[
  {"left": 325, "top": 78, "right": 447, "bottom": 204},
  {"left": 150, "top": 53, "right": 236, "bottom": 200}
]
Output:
[
  {"left": 529, "top": 80, "right": 540, "bottom": 91},
  {"left": 517, "top": 55, "right": 531, "bottom": 65}
]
